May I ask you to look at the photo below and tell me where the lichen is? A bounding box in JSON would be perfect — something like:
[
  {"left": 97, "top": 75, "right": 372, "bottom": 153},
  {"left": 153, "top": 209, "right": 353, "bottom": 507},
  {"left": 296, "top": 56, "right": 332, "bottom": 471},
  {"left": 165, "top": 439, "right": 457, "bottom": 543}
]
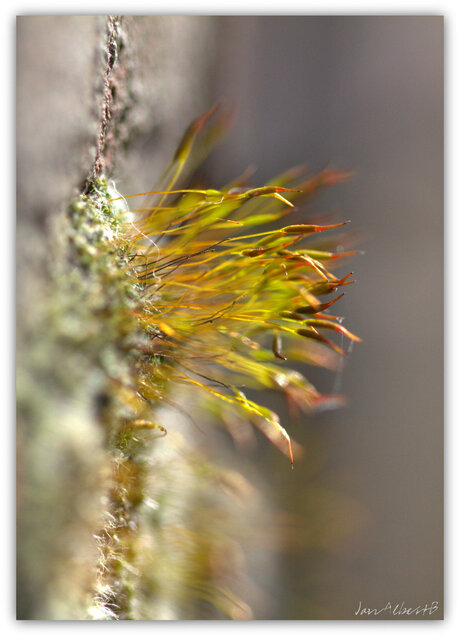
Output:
[{"left": 17, "top": 177, "right": 145, "bottom": 619}]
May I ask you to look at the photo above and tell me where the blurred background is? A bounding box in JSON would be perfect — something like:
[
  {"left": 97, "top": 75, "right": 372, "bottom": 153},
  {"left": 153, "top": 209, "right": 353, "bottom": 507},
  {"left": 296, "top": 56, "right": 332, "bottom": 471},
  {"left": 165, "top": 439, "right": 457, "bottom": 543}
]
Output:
[
  {"left": 17, "top": 15, "right": 443, "bottom": 619},
  {"left": 206, "top": 16, "right": 444, "bottom": 619}
]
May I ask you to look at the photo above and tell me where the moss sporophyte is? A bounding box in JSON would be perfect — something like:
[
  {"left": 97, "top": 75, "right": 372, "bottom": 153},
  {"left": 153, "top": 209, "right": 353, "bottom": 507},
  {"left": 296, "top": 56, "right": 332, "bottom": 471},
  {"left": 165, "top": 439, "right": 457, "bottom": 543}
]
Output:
[
  {"left": 63, "top": 106, "right": 359, "bottom": 619},
  {"left": 101, "top": 105, "right": 359, "bottom": 469}
]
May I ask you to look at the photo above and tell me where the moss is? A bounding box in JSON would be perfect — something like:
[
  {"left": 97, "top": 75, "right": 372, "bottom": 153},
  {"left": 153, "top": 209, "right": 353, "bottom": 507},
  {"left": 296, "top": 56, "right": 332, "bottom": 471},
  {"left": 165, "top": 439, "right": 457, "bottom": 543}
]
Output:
[
  {"left": 18, "top": 84, "right": 358, "bottom": 617},
  {"left": 18, "top": 18, "right": 264, "bottom": 621}
]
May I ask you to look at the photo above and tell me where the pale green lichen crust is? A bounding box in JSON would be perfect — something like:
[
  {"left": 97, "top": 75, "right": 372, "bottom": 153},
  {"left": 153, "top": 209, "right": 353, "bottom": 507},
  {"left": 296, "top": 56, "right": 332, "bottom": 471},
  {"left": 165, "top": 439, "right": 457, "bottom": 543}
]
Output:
[{"left": 17, "top": 178, "right": 144, "bottom": 619}]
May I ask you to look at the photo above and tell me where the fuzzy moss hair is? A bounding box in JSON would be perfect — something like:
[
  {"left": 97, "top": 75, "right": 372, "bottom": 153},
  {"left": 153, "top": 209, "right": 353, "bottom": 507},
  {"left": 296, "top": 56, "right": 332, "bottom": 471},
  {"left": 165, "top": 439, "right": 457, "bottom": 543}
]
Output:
[{"left": 17, "top": 106, "right": 358, "bottom": 620}]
